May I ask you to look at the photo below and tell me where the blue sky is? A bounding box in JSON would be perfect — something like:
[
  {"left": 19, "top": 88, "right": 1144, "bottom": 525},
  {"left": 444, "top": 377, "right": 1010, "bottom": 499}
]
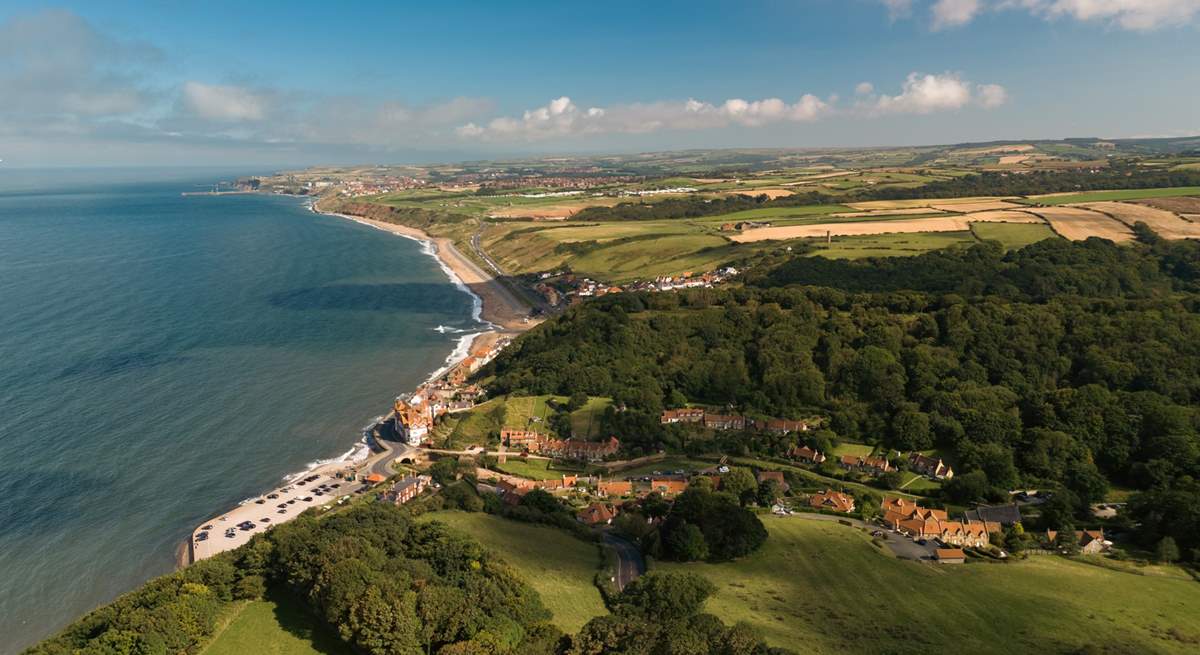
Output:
[{"left": 1, "top": 0, "right": 1198, "bottom": 166}]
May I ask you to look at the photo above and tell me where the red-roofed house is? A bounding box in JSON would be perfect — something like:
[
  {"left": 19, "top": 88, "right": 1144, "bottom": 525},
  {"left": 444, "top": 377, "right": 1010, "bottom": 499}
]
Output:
[
  {"left": 661, "top": 408, "right": 705, "bottom": 424},
  {"left": 577, "top": 502, "right": 618, "bottom": 526},
  {"left": 787, "top": 445, "right": 826, "bottom": 465},
  {"left": 809, "top": 489, "right": 855, "bottom": 513},
  {"left": 909, "top": 453, "right": 954, "bottom": 480}
]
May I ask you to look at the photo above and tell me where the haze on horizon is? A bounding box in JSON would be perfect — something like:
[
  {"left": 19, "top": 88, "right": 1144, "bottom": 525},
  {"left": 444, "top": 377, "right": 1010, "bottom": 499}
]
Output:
[{"left": 1, "top": 0, "right": 1198, "bottom": 167}]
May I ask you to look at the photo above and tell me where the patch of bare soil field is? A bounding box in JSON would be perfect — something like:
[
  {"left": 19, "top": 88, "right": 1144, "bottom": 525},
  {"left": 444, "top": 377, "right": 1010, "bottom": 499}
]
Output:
[
  {"left": 1025, "top": 206, "right": 1133, "bottom": 242},
  {"left": 831, "top": 207, "right": 947, "bottom": 218},
  {"left": 1079, "top": 202, "right": 1200, "bottom": 239},
  {"left": 929, "top": 200, "right": 1024, "bottom": 212},
  {"left": 1132, "top": 197, "right": 1200, "bottom": 214},
  {"left": 728, "top": 188, "right": 795, "bottom": 199},
  {"left": 729, "top": 213, "right": 1040, "bottom": 243},
  {"left": 998, "top": 155, "right": 1030, "bottom": 165},
  {"left": 781, "top": 171, "right": 857, "bottom": 185},
  {"left": 846, "top": 196, "right": 1014, "bottom": 211},
  {"left": 965, "top": 144, "right": 1035, "bottom": 155}
]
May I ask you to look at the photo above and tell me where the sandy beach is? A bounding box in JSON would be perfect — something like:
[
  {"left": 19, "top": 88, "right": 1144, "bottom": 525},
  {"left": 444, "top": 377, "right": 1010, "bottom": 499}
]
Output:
[{"left": 318, "top": 208, "right": 536, "bottom": 331}]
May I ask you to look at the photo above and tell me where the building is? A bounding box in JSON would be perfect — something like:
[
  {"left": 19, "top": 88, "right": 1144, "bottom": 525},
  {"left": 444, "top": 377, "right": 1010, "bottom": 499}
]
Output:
[
  {"left": 365, "top": 473, "right": 387, "bottom": 486},
  {"left": 596, "top": 479, "right": 633, "bottom": 497},
  {"left": 648, "top": 478, "right": 690, "bottom": 496},
  {"left": 883, "top": 498, "right": 1000, "bottom": 546},
  {"left": 503, "top": 430, "right": 621, "bottom": 462},
  {"left": 762, "top": 419, "right": 808, "bottom": 435},
  {"left": 962, "top": 504, "right": 1023, "bottom": 526},
  {"left": 577, "top": 502, "right": 618, "bottom": 526},
  {"left": 756, "top": 470, "right": 790, "bottom": 494},
  {"left": 787, "top": 445, "right": 827, "bottom": 465},
  {"left": 809, "top": 489, "right": 855, "bottom": 513},
  {"left": 501, "top": 429, "right": 543, "bottom": 450},
  {"left": 1044, "top": 529, "right": 1109, "bottom": 554},
  {"left": 909, "top": 453, "right": 954, "bottom": 480},
  {"left": 704, "top": 413, "right": 747, "bottom": 431},
  {"left": 395, "top": 398, "right": 433, "bottom": 446},
  {"left": 381, "top": 475, "right": 431, "bottom": 505},
  {"left": 840, "top": 455, "right": 892, "bottom": 476},
  {"left": 661, "top": 408, "right": 705, "bottom": 424},
  {"left": 935, "top": 548, "right": 966, "bottom": 564}
]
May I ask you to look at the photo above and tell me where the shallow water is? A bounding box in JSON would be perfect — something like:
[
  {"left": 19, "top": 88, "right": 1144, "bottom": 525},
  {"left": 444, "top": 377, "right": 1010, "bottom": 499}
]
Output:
[{"left": 0, "top": 170, "right": 480, "bottom": 652}]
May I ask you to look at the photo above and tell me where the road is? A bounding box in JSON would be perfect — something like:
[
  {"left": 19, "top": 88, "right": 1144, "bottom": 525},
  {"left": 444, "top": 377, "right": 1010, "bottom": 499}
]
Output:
[
  {"left": 603, "top": 533, "right": 645, "bottom": 591},
  {"left": 777, "top": 512, "right": 939, "bottom": 560}
]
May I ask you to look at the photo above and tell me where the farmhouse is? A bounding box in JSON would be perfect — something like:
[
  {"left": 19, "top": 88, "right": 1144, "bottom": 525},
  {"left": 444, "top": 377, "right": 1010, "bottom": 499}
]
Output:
[
  {"left": 660, "top": 408, "right": 705, "bottom": 424},
  {"left": 761, "top": 419, "right": 809, "bottom": 434},
  {"left": 1045, "top": 529, "right": 1109, "bottom": 554},
  {"left": 787, "top": 445, "right": 827, "bottom": 465},
  {"left": 909, "top": 453, "right": 954, "bottom": 479},
  {"left": 935, "top": 548, "right": 966, "bottom": 564},
  {"left": 840, "top": 455, "right": 892, "bottom": 476},
  {"left": 577, "top": 502, "right": 618, "bottom": 526},
  {"left": 380, "top": 475, "right": 432, "bottom": 505},
  {"left": 809, "top": 489, "right": 855, "bottom": 513},
  {"left": 704, "top": 413, "right": 747, "bottom": 431}
]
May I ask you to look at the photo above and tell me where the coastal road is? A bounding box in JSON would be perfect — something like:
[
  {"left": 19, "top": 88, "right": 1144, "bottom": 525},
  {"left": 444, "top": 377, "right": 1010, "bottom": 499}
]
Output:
[{"left": 603, "top": 533, "right": 645, "bottom": 591}]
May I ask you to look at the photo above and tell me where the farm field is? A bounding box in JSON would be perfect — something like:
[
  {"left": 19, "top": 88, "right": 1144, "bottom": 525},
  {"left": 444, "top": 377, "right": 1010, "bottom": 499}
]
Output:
[
  {"left": 202, "top": 591, "right": 351, "bottom": 655},
  {"left": 1030, "top": 186, "right": 1200, "bottom": 205},
  {"left": 1078, "top": 201, "right": 1200, "bottom": 239},
  {"left": 653, "top": 519, "right": 1200, "bottom": 655},
  {"left": 808, "top": 231, "right": 979, "bottom": 259},
  {"left": 1028, "top": 206, "right": 1134, "bottom": 241},
  {"left": 418, "top": 511, "right": 606, "bottom": 633},
  {"left": 492, "top": 457, "right": 588, "bottom": 480},
  {"left": 730, "top": 213, "right": 1041, "bottom": 242},
  {"left": 970, "top": 221, "right": 1058, "bottom": 249},
  {"left": 829, "top": 442, "right": 875, "bottom": 458}
]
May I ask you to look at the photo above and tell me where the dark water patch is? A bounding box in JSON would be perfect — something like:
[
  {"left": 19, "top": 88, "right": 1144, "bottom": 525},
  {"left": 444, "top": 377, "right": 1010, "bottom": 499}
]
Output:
[
  {"left": 0, "top": 469, "right": 118, "bottom": 537},
  {"left": 268, "top": 283, "right": 474, "bottom": 313},
  {"left": 56, "top": 351, "right": 189, "bottom": 380}
]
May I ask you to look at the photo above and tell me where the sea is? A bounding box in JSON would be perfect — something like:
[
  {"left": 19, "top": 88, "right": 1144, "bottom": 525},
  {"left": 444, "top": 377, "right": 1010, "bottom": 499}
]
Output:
[{"left": 0, "top": 168, "right": 483, "bottom": 653}]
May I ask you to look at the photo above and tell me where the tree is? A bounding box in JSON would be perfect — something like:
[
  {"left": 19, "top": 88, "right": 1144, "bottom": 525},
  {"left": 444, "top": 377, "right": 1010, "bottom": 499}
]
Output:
[
  {"left": 1155, "top": 536, "right": 1180, "bottom": 564},
  {"left": 943, "top": 470, "right": 989, "bottom": 504},
  {"left": 757, "top": 479, "right": 783, "bottom": 506},
  {"left": 612, "top": 572, "right": 715, "bottom": 622},
  {"left": 664, "top": 521, "right": 709, "bottom": 562},
  {"left": 720, "top": 467, "right": 758, "bottom": 505},
  {"left": 891, "top": 407, "right": 933, "bottom": 451}
]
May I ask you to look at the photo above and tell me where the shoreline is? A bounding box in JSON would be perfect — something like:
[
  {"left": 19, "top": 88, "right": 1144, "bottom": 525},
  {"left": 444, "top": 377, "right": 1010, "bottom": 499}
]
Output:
[
  {"left": 312, "top": 203, "right": 537, "bottom": 332},
  {"left": 178, "top": 199, "right": 539, "bottom": 567}
]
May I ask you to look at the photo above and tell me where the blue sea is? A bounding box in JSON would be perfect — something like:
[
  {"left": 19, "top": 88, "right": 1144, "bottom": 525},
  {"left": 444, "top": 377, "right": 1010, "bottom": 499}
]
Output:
[{"left": 0, "top": 169, "right": 482, "bottom": 653}]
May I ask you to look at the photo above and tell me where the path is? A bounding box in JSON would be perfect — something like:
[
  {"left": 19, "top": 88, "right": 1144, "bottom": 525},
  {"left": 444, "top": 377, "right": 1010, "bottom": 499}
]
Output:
[{"left": 603, "top": 533, "right": 645, "bottom": 591}]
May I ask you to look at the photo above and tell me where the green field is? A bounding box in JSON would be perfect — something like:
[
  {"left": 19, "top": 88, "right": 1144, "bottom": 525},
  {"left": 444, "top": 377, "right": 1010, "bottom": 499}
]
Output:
[
  {"left": 202, "top": 591, "right": 351, "bottom": 655},
  {"left": 1031, "top": 186, "right": 1200, "bottom": 205},
  {"left": 829, "top": 442, "right": 875, "bottom": 458},
  {"left": 970, "top": 221, "right": 1058, "bottom": 249},
  {"left": 493, "top": 457, "right": 591, "bottom": 480},
  {"left": 444, "top": 394, "right": 613, "bottom": 448},
  {"left": 614, "top": 457, "right": 715, "bottom": 478},
  {"left": 809, "top": 231, "right": 978, "bottom": 259},
  {"left": 419, "top": 511, "right": 607, "bottom": 633},
  {"left": 654, "top": 519, "right": 1200, "bottom": 654}
]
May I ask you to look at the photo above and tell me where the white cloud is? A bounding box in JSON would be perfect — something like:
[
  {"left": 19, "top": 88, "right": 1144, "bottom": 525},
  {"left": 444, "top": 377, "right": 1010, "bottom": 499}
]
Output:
[
  {"left": 859, "top": 72, "right": 1008, "bottom": 115},
  {"left": 931, "top": 0, "right": 983, "bottom": 29},
  {"left": 855, "top": 82, "right": 875, "bottom": 95},
  {"left": 456, "top": 94, "right": 835, "bottom": 141},
  {"left": 1004, "top": 0, "right": 1200, "bottom": 30},
  {"left": 881, "top": 0, "right": 915, "bottom": 19},
  {"left": 181, "top": 82, "right": 268, "bottom": 121}
]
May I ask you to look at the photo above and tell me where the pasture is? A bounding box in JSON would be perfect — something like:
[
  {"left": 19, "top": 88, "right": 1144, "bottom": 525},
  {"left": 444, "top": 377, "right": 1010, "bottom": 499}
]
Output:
[
  {"left": 202, "top": 591, "right": 351, "bottom": 655},
  {"left": 1030, "top": 186, "right": 1200, "bottom": 205},
  {"left": 418, "top": 511, "right": 607, "bottom": 633},
  {"left": 444, "top": 394, "right": 612, "bottom": 448},
  {"left": 969, "top": 221, "right": 1058, "bottom": 249},
  {"left": 653, "top": 519, "right": 1200, "bottom": 655},
  {"left": 1028, "top": 206, "right": 1134, "bottom": 242}
]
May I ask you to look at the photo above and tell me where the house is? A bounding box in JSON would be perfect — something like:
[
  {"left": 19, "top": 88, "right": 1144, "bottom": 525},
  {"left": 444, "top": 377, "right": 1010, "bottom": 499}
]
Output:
[
  {"left": 962, "top": 504, "right": 1023, "bottom": 526},
  {"left": 502, "top": 431, "right": 621, "bottom": 462},
  {"left": 909, "top": 453, "right": 954, "bottom": 480},
  {"left": 935, "top": 548, "right": 966, "bottom": 564},
  {"left": 762, "top": 419, "right": 808, "bottom": 435},
  {"left": 577, "top": 502, "right": 618, "bottom": 526},
  {"left": 1045, "top": 529, "right": 1108, "bottom": 554},
  {"left": 809, "top": 489, "right": 855, "bottom": 513},
  {"left": 596, "top": 479, "right": 633, "bottom": 497},
  {"left": 704, "top": 413, "right": 747, "bottom": 431},
  {"left": 380, "top": 475, "right": 431, "bottom": 505},
  {"left": 756, "top": 470, "right": 790, "bottom": 494},
  {"left": 364, "top": 473, "right": 387, "bottom": 485},
  {"left": 501, "top": 429, "right": 543, "bottom": 450},
  {"left": 840, "top": 455, "right": 892, "bottom": 476},
  {"left": 787, "top": 445, "right": 826, "bottom": 465},
  {"left": 660, "top": 408, "right": 705, "bottom": 424},
  {"left": 649, "top": 479, "right": 690, "bottom": 497}
]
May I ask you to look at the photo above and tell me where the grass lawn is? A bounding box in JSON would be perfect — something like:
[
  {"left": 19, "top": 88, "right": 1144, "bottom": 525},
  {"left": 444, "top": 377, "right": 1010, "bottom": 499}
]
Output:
[
  {"left": 970, "top": 221, "right": 1058, "bottom": 249},
  {"left": 654, "top": 519, "right": 1200, "bottom": 655},
  {"left": 830, "top": 442, "right": 875, "bottom": 458},
  {"left": 570, "top": 396, "right": 613, "bottom": 439},
  {"left": 897, "top": 471, "right": 942, "bottom": 492},
  {"left": 724, "top": 456, "right": 921, "bottom": 500},
  {"left": 492, "top": 457, "right": 590, "bottom": 480},
  {"left": 1030, "top": 186, "right": 1200, "bottom": 205},
  {"left": 202, "top": 589, "right": 351, "bottom": 655},
  {"left": 616, "top": 457, "right": 715, "bottom": 478},
  {"left": 447, "top": 395, "right": 614, "bottom": 448},
  {"left": 808, "top": 231, "right": 978, "bottom": 259},
  {"left": 419, "top": 511, "right": 607, "bottom": 633}
]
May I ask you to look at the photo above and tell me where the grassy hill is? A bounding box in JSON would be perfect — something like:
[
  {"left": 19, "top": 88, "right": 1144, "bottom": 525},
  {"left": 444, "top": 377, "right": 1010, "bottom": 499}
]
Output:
[
  {"left": 654, "top": 519, "right": 1200, "bottom": 655},
  {"left": 418, "top": 511, "right": 608, "bottom": 633},
  {"left": 202, "top": 590, "right": 351, "bottom": 655}
]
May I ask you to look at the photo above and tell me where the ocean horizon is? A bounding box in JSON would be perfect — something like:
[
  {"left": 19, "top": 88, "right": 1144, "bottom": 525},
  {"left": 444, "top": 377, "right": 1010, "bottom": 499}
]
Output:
[{"left": 0, "top": 170, "right": 482, "bottom": 653}]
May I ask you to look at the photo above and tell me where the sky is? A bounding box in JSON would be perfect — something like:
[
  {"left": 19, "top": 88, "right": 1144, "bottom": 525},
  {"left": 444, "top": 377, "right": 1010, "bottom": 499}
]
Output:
[{"left": 1, "top": 0, "right": 1198, "bottom": 167}]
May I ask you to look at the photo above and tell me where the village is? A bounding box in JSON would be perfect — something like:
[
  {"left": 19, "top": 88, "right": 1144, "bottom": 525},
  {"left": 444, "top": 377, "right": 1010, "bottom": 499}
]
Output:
[{"left": 533, "top": 266, "right": 740, "bottom": 308}]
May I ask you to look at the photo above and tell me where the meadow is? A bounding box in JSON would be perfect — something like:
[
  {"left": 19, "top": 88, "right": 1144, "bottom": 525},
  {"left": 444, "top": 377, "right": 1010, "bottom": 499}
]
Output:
[
  {"left": 202, "top": 591, "right": 351, "bottom": 655},
  {"left": 418, "top": 511, "right": 607, "bottom": 633},
  {"left": 1030, "top": 186, "right": 1200, "bottom": 205},
  {"left": 441, "top": 394, "right": 612, "bottom": 449},
  {"left": 654, "top": 519, "right": 1200, "bottom": 655},
  {"left": 969, "top": 221, "right": 1058, "bottom": 249}
]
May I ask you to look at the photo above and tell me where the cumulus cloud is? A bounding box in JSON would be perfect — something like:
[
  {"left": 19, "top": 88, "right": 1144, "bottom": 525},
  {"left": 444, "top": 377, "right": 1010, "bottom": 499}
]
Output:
[
  {"left": 858, "top": 73, "right": 1008, "bottom": 115},
  {"left": 1004, "top": 0, "right": 1200, "bottom": 30},
  {"left": 855, "top": 82, "right": 875, "bottom": 95},
  {"left": 900, "top": 0, "right": 1200, "bottom": 30},
  {"left": 931, "top": 0, "right": 983, "bottom": 29},
  {"left": 457, "top": 94, "right": 834, "bottom": 141}
]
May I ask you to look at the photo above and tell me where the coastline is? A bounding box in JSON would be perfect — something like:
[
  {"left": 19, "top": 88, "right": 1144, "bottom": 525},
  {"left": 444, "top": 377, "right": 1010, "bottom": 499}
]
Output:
[
  {"left": 178, "top": 199, "right": 538, "bottom": 567},
  {"left": 312, "top": 204, "right": 537, "bottom": 332}
]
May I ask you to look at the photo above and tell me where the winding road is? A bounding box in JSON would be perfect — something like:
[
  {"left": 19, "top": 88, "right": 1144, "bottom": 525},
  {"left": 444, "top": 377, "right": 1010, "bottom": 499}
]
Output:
[{"left": 603, "top": 533, "right": 645, "bottom": 591}]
